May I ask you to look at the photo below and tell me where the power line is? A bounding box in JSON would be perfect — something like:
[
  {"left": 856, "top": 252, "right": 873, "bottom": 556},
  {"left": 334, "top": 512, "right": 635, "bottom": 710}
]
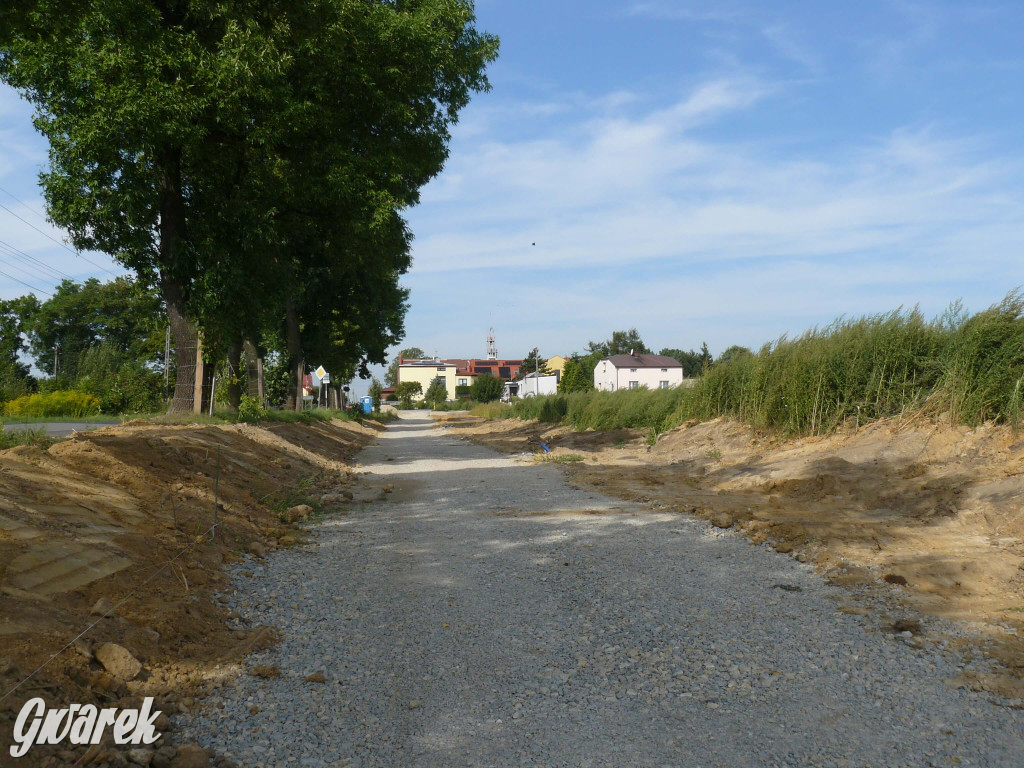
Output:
[
  {"left": 0, "top": 237, "right": 71, "bottom": 281},
  {"left": 0, "top": 185, "right": 51, "bottom": 225},
  {"left": 0, "top": 265, "right": 51, "bottom": 296},
  {"left": 0, "top": 198, "right": 119, "bottom": 278}
]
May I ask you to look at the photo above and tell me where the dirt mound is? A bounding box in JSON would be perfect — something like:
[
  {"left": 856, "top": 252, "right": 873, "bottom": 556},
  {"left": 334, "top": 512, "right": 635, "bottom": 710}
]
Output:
[
  {"left": 444, "top": 413, "right": 1024, "bottom": 696},
  {"left": 0, "top": 418, "right": 377, "bottom": 765}
]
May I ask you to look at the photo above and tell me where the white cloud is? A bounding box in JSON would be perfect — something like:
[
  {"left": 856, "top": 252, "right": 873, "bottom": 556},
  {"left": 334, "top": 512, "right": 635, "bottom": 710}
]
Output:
[{"left": 397, "top": 77, "right": 1024, "bottom": 360}]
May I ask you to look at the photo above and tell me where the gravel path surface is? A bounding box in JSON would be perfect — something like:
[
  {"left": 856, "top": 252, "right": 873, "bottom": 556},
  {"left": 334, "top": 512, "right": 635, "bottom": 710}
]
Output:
[{"left": 180, "top": 413, "right": 1024, "bottom": 767}]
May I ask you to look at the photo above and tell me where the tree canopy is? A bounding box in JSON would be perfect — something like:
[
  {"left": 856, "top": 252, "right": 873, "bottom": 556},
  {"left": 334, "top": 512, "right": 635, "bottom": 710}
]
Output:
[
  {"left": 587, "top": 329, "right": 651, "bottom": 357},
  {"left": 469, "top": 373, "right": 503, "bottom": 402},
  {"left": 520, "top": 347, "right": 547, "bottom": 376},
  {"left": 0, "top": 0, "right": 498, "bottom": 411},
  {"left": 385, "top": 346, "right": 427, "bottom": 388}
]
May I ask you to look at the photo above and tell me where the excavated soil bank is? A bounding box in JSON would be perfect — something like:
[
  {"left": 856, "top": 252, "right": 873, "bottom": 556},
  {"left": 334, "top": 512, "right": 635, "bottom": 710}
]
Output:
[{"left": 0, "top": 418, "right": 378, "bottom": 766}]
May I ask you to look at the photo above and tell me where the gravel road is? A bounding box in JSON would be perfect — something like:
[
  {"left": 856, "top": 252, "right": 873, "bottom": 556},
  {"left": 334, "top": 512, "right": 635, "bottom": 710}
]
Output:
[{"left": 180, "top": 413, "right": 1024, "bottom": 767}]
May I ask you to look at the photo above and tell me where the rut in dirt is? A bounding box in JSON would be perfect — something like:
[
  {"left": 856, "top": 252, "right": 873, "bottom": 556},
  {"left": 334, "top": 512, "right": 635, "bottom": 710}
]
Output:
[{"left": 180, "top": 412, "right": 1024, "bottom": 768}]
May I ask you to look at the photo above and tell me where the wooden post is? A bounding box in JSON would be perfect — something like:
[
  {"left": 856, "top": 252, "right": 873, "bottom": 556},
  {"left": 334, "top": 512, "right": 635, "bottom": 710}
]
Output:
[{"left": 192, "top": 334, "right": 205, "bottom": 414}]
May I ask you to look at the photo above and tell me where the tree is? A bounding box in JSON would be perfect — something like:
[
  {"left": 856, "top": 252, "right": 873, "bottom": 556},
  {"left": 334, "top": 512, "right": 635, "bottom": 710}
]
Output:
[
  {"left": 24, "top": 278, "right": 164, "bottom": 378},
  {"left": 587, "top": 329, "right": 650, "bottom": 357},
  {"left": 385, "top": 347, "right": 426, "bottom": 388},
  {"left": 659, "top": 348, "right": 703, "bottom": 378},
  {"left": 469, "top": 373, "right": 503, "bottom": 403},
  {"left": 718, "top": 345, "right": 752, "bottom": 364},
  {"left": 699, "top": 342, "right": 713, "bottom": 371},
  {"left": 424, "top": 377, "right": 448, "bottom": 408},
  {"left": 395, "top": 381, "right": 422, "bottom": 409},
  {"left": 368, "top": 378, "right": 383, "bottom": 413},
  {"left": 558, "top": 356, "right": 591, "bottom": 393},
  {"left": 1, "top": 1, "right": 498, "bottom": 413},
  {"left": 0, "top": 2, "right": 292, "bottom": 410},
  {"left": 0, "top": 295, "right": 37, "bottom": 395},
  {"left": 520, "top": 347, "right": 548, "bottom": 376}
]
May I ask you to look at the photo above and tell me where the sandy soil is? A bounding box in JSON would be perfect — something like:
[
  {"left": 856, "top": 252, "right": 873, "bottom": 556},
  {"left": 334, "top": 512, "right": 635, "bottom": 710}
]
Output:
[
  {"left": 441, "top": 413, "right": 1024, "bottom": 697},
  {"left": 0, "top": 417, "right": 378, "bottom": 766}
]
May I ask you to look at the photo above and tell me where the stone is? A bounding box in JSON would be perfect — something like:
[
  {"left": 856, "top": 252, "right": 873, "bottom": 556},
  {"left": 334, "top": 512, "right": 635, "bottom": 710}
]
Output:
[
  {"left": 305, "top": 671, "right": 326, "bottom": 683},
  {"left": 285, "top": 504, "right": 313, "bottom": 522},
  {"left": 95, "top": 643, "right": 142, "bottom": 681},
  {"left": 128, "top": 748, "right": 156, "bottom": 766},
  {"left": 74, "top": 638, "right": 94, "bottom": 660},
  {"left": 171, "top": 745, "right": 211, "bottom": 768},
  {"left": 894, "top": 618, "right": 922, "bottom": 634},
  {"left": 709, "top": 513, "right": 733, "bottom": 529},
  {"left": 91, "top": 597, "right": 116, "bottom": 616},
  {"left": 278, "top": 535, "right": 297, "bottom": 547},
  {"left": 408, "top": 700, "right": 421, "bottom": 710},
  {"left": 774, "top": 543, "right": 793, "bottom": 554},
  {"left": 247, "top": 541, "right": 266, "bottom": 558}
]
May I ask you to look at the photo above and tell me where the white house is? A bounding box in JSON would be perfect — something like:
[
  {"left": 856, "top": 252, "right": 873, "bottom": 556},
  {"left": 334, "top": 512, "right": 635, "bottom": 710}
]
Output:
[{"left": 593, "top": 352, "right": 684, "bottom": 392}]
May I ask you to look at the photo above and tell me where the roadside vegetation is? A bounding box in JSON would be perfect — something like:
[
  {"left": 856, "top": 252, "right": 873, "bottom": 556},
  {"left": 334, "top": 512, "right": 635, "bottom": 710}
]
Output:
[
  {"left": 473, "top": 292, "right": 1024, "bottom": 437},
  {"left": 0, "top": 424, "right": 54, "bottom": 450}
]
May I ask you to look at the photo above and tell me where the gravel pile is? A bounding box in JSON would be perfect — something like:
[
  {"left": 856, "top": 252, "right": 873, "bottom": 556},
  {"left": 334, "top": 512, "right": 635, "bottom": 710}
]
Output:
[{"left": 179, "top": 413, "right": 1024, "bottom": 767}]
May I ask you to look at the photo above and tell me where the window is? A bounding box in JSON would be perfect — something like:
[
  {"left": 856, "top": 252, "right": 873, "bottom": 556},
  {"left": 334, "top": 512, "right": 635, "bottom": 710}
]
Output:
[
  {"left": 659, "top": 381, "right": 669, "bottom": 389},
  {"left": 630, "top": 368, "right": 637, "bottom": 373},
  {"left": 661, "top": 368, "right": 668, "bottom": 373},
  {"left": 629, "top": 381, "right": 639, "bottom": 389},
  {"left": 436, "top": 367, "right": 446, "bottom": 372},
  {"left": 458, "top": 378, "right": 467, "bottom": 386}
]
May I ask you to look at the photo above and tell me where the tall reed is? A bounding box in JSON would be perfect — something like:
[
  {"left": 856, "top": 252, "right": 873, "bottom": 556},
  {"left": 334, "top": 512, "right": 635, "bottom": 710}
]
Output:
[{"left": 501, "top": 291, "right": 1024, "bottom": 436}]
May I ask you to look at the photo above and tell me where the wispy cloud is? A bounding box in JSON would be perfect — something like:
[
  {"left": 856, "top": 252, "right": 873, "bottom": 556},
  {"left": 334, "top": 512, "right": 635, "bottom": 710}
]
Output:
[
  {"left": 399, "top": 76, "right": 1023, "bottom": 355},
  {"left": 623, "top": 2, "right": 742, "bottom": 24}
]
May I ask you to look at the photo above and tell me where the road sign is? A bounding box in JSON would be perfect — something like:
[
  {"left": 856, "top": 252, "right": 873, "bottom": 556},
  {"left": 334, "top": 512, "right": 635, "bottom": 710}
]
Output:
[{"left": 315, "top": 365, "right": 327, "bottom": 380}]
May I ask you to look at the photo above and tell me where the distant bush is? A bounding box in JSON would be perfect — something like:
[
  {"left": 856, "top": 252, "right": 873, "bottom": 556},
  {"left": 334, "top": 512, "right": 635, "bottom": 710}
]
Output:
[
  {"left": 469, "top": 374, "right": 503, "bottom": 403},
  {"left": 75, "top": 343, "right": 163, "bottom": 414},
  {"left": 3, "top": 390, "right": 100, "bottom": 418}
]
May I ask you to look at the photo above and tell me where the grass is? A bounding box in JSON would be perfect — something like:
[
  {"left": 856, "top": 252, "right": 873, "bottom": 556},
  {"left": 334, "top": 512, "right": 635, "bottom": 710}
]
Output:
[
  {"left": 536, "top": 453, "right": 585, "bottom": 463},
  {"left": 262, "top": 475, "right": 322, "bottom": 524},
  {"left": 493, "top": 291, "right": 1024, "bottom": 437},
  {"left": 0, "top": 414, "right": 125, "bottom": 424},
  {"left": 140, "top": 406, "right": 395, "bottom": 427},
  {"left": 0, "top": 425, "right": 55, "bottom": 450}
]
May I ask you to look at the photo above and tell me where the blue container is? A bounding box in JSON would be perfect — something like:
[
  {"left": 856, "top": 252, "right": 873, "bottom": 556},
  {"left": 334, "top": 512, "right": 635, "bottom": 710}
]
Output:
[{"left": 361, "top": 396, "right": 373, "bottom": 414}]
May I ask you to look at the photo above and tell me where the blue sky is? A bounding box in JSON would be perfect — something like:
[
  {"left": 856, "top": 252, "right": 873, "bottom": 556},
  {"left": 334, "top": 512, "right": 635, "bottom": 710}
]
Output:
[{"left": 2, "top": 0, "right": 1024, "bottom": 390}]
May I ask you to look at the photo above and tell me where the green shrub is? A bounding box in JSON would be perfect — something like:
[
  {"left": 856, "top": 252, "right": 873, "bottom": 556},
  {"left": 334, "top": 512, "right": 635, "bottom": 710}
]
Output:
[
  {"left": 75, "top": 343, "right": 163, "bottom": 413},
  {"left": 237, "top": 394, "right": 269, "bottom": 423},
  {"left": 0, "top": 425, "right": 53, "bottom": 450},
  {"left": 469, "top": 374, "right": 503, "bottom": 403},
  {"left": 3, "top": 390, "right": 100, "bottom": 418}
]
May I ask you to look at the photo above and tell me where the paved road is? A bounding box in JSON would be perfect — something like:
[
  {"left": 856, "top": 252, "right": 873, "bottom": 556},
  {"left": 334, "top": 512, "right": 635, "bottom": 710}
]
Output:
[
  {"left": 182, "top": 412, "right": 1024, "bottom": 767},
  {"left": 1, "top": 420, "right": 119, "bottom": 437}
]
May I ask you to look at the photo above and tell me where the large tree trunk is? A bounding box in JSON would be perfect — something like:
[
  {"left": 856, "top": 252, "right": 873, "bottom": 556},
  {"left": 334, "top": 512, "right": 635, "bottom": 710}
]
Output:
[
  {"left": 285, "top": 298, "right": 303, "bottom": 412},
  {"left": 162, "top": 273, "right": 202, "bottom": 413},
  {"left": 226, "top": 339, "right": 243, "bottom": 412},
  {"left": 244, "top": 340, "right": 265, "bottom": 404},
  {"left": 158, "top": 148, "right": 203, "bottom": 414}
]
